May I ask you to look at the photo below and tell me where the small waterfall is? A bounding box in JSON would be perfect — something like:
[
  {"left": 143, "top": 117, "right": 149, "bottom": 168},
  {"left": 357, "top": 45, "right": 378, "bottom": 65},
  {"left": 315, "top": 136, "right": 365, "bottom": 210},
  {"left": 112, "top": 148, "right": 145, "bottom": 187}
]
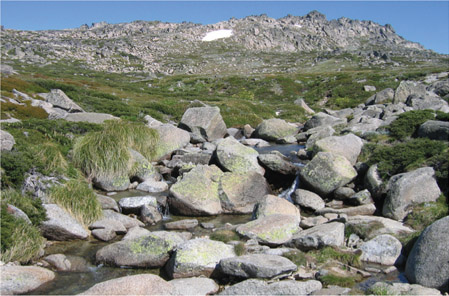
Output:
[
  {"left": 157, "top": 203, "right": 171, "bottom": 220},
  {"left": 278, "top": 163, "right": 304, "bottom": 203}
]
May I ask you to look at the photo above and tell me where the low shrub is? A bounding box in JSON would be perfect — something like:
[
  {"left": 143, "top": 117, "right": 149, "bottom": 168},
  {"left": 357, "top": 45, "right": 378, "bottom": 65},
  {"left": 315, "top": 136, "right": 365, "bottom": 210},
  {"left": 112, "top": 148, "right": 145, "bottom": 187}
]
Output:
[
  {"left": 0, "top": 150, "right": 35, "bottom": 190},
  {"left": 387, "top": 110, "right": 435, "bottom": 140},
  {"left": 1, "top": 101, "right": 48, "bottom": 120},
  {"left": 234, "top": 242, "right": 245, "bottom": 256}
]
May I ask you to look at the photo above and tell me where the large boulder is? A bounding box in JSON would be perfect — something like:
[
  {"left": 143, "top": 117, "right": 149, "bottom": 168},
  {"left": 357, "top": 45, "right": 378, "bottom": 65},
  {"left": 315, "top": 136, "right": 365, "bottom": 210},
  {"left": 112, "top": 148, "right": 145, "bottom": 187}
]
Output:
[
  {"left": 0, "top": 130, "right": 15, "bottom": 151},
  {"left": 288, "top": 222, "right": 345, "bottom": 250},
  {"left": 417, "top": 120, "right": 449, "bottom": 141},
  {"left": 179, "top": 106, "right": 227, "bottom": 142},
  {"left": 303, "top": 112, "right": 347, "bottom": 131},
  {"left": 292, "top": 189, "right": 325, "bottom": 211},
  {"left": 364, "top": 164, "right": 384, "bottom": 200},
  {"left": 405, "top": 216, "right": 449, "bottom": 292},
  {"left": 258, "top": 151, "right": 298, "bottom": 176},
  {"left": 39, "top": 89, "right": 84, "bottom": 112},
  {"left": 312, "top": 133, "right": 364, "bottom": 165},
  {"left": 219, "top": 279, "right": 322, "bottom": 295},
  {"left": 169, "top": 165, "right": 223, "bottom": 216},
  {"left": 254, "top": 118, "right": 298, "bottom": 142},
  {"left": 170, "top": 277, "right": 219, "bottom": 296},
  {"left": 40, "top": 204, "right": 89, "bottom": 240},
  {"left": 365, "top": 88, "right": 394, "bottom": 105},
  {"left": 64, "top": 112, "right": 119, "bottom": 124},
  {"left": 118, "top": 195, "right": 157, "bottom": 214},
  {"left": 253, "top": 194, "right": 301, "bottom": 223},
  {"left": 154, "top": 124, "right": 191, "bottom": 160},
  {"left": 393, "top": 81, "right": 427, "bottom": 104},
  {"left": 299, "top": 152, "right": 357, "bottom": 196},
  {"left": 219, "top": 254, "right": 297, "bottom": 279},
  {"left": 93, "top": 175, "right": 130, "bottom": 192},
  {"left": 103, "top": 209, "right": 144, "bottom": 229},
  {"left": 304, "top": 125, "right": 335, "bottom": 149},
  {"left": 219, "top": 171, "right": 270, "bottom": 214},
  {"left": 215, "top": 137, "right": 264, "bottom": 175},
  {"left": 80, "top": 274, "right": 176, "bottom": 295},
  {"left": 406, "top": 94, "right": 449, "bottom": 112},
  {"left": 0, "top": 266, "right": 55, "bottom": 295},
  {"left": 359, "top": 234, "right": 402, "bottom": 265},
  {"left": 129, "top": 148, "right": 159, "bottom": 182},
  {"left": 346, "top": 215, "right": 415, "bottom": 239},
  {"left": 236, "top": 214, "right": 300, "bottom": 246},
  {"left": 382, "top": 167, "right": 441, "bottom": 221},
  {"left": 166, "top": 238, "right": 235, "bottom": 279}
]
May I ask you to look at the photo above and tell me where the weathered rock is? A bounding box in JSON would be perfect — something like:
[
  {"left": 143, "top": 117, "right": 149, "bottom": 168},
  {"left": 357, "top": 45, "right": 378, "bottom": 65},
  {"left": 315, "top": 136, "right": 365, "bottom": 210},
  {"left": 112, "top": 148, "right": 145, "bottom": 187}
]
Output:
[
  {"left": 365, "top": 88, "right": 394, "bottom": 105},
  {"left": 220, "top": 279, "right": 322, "bottom": 295},
  {"left": 89, "top": 218, "right": 127, "bottom": 234},
  {"left": 294, "top": 98, "right": 315, "bottom": 114},
  {"left": 169, "top": 165, "right": 223, "bottom": 216},
  {"left": 292, "top": 189, "right": 325, "bottom": 211},
  {"left": 129, "top": 148, "right": 159, "bottom": 182},
  {"left": 0, "top": 130, "right": 15, "bottom": 151},
  {"left": 316, "top": 203, "right": 376, "bottom": 216},
  {"left": 136, "top": 179, "right": 169, "bottom": 193},
  {"left": 96, "top": 194, "right": 119, "bottom": 212},
  {"left": 299, "top": 152, "right": 357, "bottom": 196},
  {"left": 258, "top": 151, "right": 298, "bottom": 176},
  {"left": 369, "top": 282, "right": 441, "bottom": 296},
  {"left": 170, "top": 277, "right": 219, "bottom": 296},
  {"left": 219, "top": 254, "right": 297, "bottom": 279},
  {"left": 300, "top": 216, "right": 328, "bottom": 229},
  {"left": 241, "top": 138, "right": 270, "bottom": 147},
  {"left": 6, "top": 204, "right": 31, "bottom": 224},
  {"left": 216, "top": 137, "right": 264, "bottom": 175},
  {"left": 417, "top": 120, "right": 449, "bottom": 141},
  {"left": 39, "top": 89, "right": 84, "bottom": 112},
  {"left": 167, "top": 238, "right": 236, "bottom": 279},
  {"left": 236, "top": 214, "right": 300, "bottom": 246},
  {"left": 347, "top": 189, "right": 373, "bottom": 206},
  {"left": 147, "top": 231, "right": 191, "bottom": 248},
  {"left": 304, "top": 125, "right": 335, "bottom": 149},
  {"left": 179, "top": 106, "right": 227, "bottom": 142},
  {"left": 289, "top": 222, "right": 345, "bottom": 250},
  {"left": 0, "top": 266, "right": 55, "bottom": 295},
  {"left": 165, "top": 219, "right": 198, "bottom": 230},
  {"left": 254, "top": 118, "right": 298, "bottom": 142},
  {"left": 64, "top": 112, "right": 119, "bottom": 123},
  {"left": 406, "top": 94, "right": 449, "bottom": 112},
  {"left": 103, "top": 209, "right": 145, "bottom": 229},
  {"left": 219, "top": 171, "right": 270, "bottom": 214},
  {"left": 312, "top": 133, "right": 364, "bottom": 165},
  {"left": 96, "top": 235, "right": 173, "bottom": 268},
  {"left": 0, "top": 64, "right": 17, "bottom": 75},
  {"left": 364, "top": 164, "right": 384, "bottom": 200},
  {"left": 254, "top": 194, "right": 301, "bottom": 222},
  {"left": 154, "top": 124, "right": 191, "bottom": 160},
  {"left": 93, "top": 175, "right": 130, "bottom": 192},
  {"left": 333, "top": 187, "right": 356, "bottom": 201},
  {"left": 80, "top": 274, "right": 176, "bottom": 295},
  {"left": 40, "top": 204, "right": 89, "bottom": 240},
  {"left": 91, "top": 228, "right": 117, "bottom": 242},
  {"left": 382, "top": 167, "right": 441, "bottom": 221},
  {"left": 359, "top": 234, "right": 402, "bottom": 265},
  {"left": 144, "top": 115, "right": 163, "bottom": 128},
  {"left": 393, "top": 81, "right": 427, "bottom": 104},
  {"left": 346, "top": 215, "right": 415, "bottom": 239},
  {"left": 364, "top": 85, "right": 376, "bottom": 92},
  {"left": 121, "top": 226, "right": 151, "bottom": 241},
  {"left": 140, "top": 204, "right": 162, "bottom": 225},
  {"left": 303, "top": 112, "right": 347, "bottom": 131},
  {"left": 44, "top": 254, "right": 88, "bottom": 272},
  {"left": 405, "top": 216, "right": 449, "bottom": 292},
  {"left": 118, "top": 195, "right": 157, "bottom": 214}
]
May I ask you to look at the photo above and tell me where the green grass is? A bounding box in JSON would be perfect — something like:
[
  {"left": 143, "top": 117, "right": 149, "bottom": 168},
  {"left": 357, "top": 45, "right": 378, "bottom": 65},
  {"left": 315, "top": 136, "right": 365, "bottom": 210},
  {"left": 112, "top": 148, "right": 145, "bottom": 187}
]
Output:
[
  {"left": 234, "top": 242, "right": 246, "bottom": 256},
  {"left": 282, "top": 250, "right": 307, "bottom": 267},
  {"left": 209, "top": 229, "right": 240, "bottom": 243},
  {"left": 310, "top": 247, "right": 361, "bottom": 268},
  {"left": 319, "top": 273, "right": 361, "bottom": 288},
  {"left": 404, "top": 194, "right": 448, "bottom": 231},
  {"left": 1, "top": 101, "right": 49, "bottom": 120},
  {"left": 365, "top": 285, "right": 391, "bottom": 295},
  {"left": 0, "top": 189, "right": 47, "bottom": 225}
]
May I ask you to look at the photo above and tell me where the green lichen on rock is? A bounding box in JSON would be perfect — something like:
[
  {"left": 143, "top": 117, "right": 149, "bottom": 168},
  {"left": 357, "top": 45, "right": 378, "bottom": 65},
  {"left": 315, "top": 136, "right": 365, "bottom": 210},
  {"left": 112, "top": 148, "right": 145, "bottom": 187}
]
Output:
[
  {"left": 175, "top": 238, "right": 235, "bottom": 267},
  {"left": 255, "top": 118, "right": 298, "bottom": 141},
  {"left": 216, "top": 137, "right": 264, "bottom": 174},
  {"left": 129, "top": 236, "right": 172, "bottom": 255}
]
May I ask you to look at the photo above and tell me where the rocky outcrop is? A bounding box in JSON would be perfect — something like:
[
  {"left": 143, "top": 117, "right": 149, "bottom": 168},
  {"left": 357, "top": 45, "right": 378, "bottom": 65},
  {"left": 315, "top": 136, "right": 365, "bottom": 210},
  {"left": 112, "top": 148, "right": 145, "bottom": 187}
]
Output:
[
  {"left": 0, "top": 266, "right": 55, "bottom": 295},
  {"left": 393, "top": 81, "right": 427, "bottom": 104},
  {"left": 40, "top": 204, "right": 89, "bottom": 240},
  {"left": 179, "top": 106, "right": 227, "bottom": 142},
  {"left": 39, "top": 89, "right": 84, "bottom": 112}
]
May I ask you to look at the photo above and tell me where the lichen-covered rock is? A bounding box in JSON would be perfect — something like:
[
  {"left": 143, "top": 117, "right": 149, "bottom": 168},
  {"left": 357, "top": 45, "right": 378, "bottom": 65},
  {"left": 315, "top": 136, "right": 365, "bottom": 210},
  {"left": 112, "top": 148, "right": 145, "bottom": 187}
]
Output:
[
  {"left": 382, "top": 167, "right": 441, "bottom": 221},
  {"left": 369, "top": 282, "right": 441, "bottom": 296},
  {"left": 118, "top": 195, "right": 157, "bottom": 214},
  {"left": 219, "top": 171, "right": 270, "bottom": 214},
  {"left": 405, "top": 216, "right": 449, "bottom": 292},
  {"left": 129, "top": 148, "right": 159, "bottom": 182},
  {"left": 417, "top": 120, "right": 449, "bottom": 141},
  {"left": 304, "top": 125, "right": 335, "bottom": 149},
  {"left": 64, "top": 112, "right": 119, "bottom": 124},
  {"left": 166, "top": 238, "right": 236, "bottom": 279},
  {"left": 39, "top": 89, "right": 84, "bottom": 112},
  {"left": 365, "top": 88, "right": 394, "bottom": 105},
  {"left": 346, "top": 215, "right": 415, "bottom": 239},
  {"left": 254, "top": 118, "right": 298, "bottom": 142},
  {"left": 80, "top": 274, "right": 176, "bottom": 295},
  {"left": 219, "top": 279, "right": 322, "bottom": 295},
  {"left": 96, "top": 194, "right": 119, "bottom": 212},
  {"left": 154, "top": 124, "right": 191, "bottom": 160},
  {"left": 289, "top": 222, "right": 345, "bottom": 250},
  {"left": 140, "top": 204, "right": 162, "bottom": 225},
  {"left": 103, "top": 209, "right": 144, "bottom": 229},
  {"left": 136, "top": 179, "right": 168, "bottom": 193},
  {"left": 40, "top": 204, "right": 89, "bottom": 240},
  {"left": 253, "top": 194, "right": 300, "bottom": 222},
  {"left": 393, "top": 80, "right": 427, "bottom": 104},
  {"left": 292, "top": 189, "right": 325, "bottom": 211},
  {"left": 219, "top": 254, "right": 297, "bottom": 279},
  {"left": 169, "top": 165, "right": 223, "bottom": 216},
  {"left": 347, "top": 189, "right": 373, "bottom": 206},
  {"left": 364, "top": 164, "right": 384, "bottom": 200},
  {"left": 0, "top": 266, "right": 55, "bottom": 295},
  {"left": 170, "top": 277, "right": 219, "bottom": 296},
  {"left": 216, "top": 137, "right": 265, "bottom": 175},
  {"left": 299, "top": 152, "right": 357, "bottom": 196},
  {"left": 236, "top": 214, "right": 300, "bottom": 246},
  {"left": 93, "top": 174, "right": 130, "bottom": 192},
  {"left": 303, "top": 112, "right": 347, "bottom": 131},
  {"left": 312, "top": 133, "right": 363, "bottom": 165},
  {"left": 0, "top": 130, "right": 15, "bottom": 151},
  {"left": 258, "top": 151, "right": 298, "bottom": 176},
  {"left": 359, "top": 234, "right": 402, "bottom": 265},
  {"left": 179, "top": 106, "right": 227, "bottom": 142}
]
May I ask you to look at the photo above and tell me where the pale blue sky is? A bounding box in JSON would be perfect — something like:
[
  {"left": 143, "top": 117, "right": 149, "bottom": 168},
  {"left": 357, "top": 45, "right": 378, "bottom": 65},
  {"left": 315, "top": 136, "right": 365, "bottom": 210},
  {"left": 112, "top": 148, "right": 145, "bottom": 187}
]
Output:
[{"left": 1, "top": 1, "right": 448, "bottom": 54}]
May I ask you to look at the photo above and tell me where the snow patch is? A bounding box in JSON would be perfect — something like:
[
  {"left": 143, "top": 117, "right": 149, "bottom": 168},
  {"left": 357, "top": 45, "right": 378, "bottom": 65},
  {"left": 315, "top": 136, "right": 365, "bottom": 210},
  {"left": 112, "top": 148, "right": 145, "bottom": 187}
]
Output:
[
  {"left": 294, "top": 24, "right": 302, "bottom": 28},
  {"left": 202, "top": 29, "right": 233, "bottom": 42}
]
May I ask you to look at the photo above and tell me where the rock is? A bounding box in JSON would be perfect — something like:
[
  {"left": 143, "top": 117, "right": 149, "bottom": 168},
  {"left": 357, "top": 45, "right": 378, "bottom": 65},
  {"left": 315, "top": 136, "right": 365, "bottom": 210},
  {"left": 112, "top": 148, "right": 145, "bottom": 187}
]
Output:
[
  {"left": 170, "top": 277, "right": 219, "bottom": 296},
  {"left": 220, "top": 279, "right": 322, "bottom": 295},
  {"left": 347, "top": 189, "right": 373, "bottom": 206},
  {"left": 292, "top": 189, "right": 325, "bottom": 211},
  {"left": 227, "top": 127, "right": 243, "bottom": 139},
  {"left": 166, "top": 238, "right": 235, "bottom": 279},
  {"left": 216, "top": 137, "right": 264, "bottom": 175},
  {"left": 236, "top": 214, "right": 300, "bottom": 246},
  {"left": 303, "top": 112, "right": 347, "bottom": 131},
  {"left": 179, "top": 106, "right": 227, "bottom": 142},
  {"left": 96, "top": 235, "right": 173, "bottom": 268},
  {"left": 405, "top": 216, "right": 449, "bottom": 292},
  {"left": 346, "top": 215, "right": 415, "bottom": 239},
  {"left": 300, "top": 216, "right": 328, "bottom": 229},
  {"left": 93, "top": 175, "right": 130, "bottom": 192},
  {"left": 365, "top": 88, "right": 394, "bottom": 105},
  {"left": 0, "top": 266, "right": 55, "bottom": 295},
  {"left": 312, "top": 286, "right": 351, "bottom": 295},
  {"left": 121, "top": 226, "right": 150, "bottom": 241},
  {"left": 44, "top": 254, "right": 88, "bottom": 272},
  {"left": 64, "top": 112, "right": 119, "bottom": 123},
  {"left": 289, "top": 222, "right": 345, "bottom": 250},
  {"left": 299, "top": 152, "right": 357, "bottom": 196},
  {"left": 364, "top": 164, "right": 384, "bottom": 200},
  {"left": 144, "top": 115, "right": 163, "bottom": 128},
  {"left": 254, "top": 118, "right": 298, "bottom": 142},
  {"left": 165, "top": 219, "right": 198, "bottom": 230},
  {"left": 304, "top": 126, "right": 335, "bottom": 149},
  {"left": 382, "top": 167, "right": 441, "bottom": 221},
  {"left": 129, "top": 148, "right": 159, "bottom": 182},
  {"left": 417, "top": 120, "right": 449, "bottom": 141},
  {"left": 201, "top": 222, "right": 215, "bottom": 229},
  {"left": 393, "top": 80, "right": 427, "bottom": 104},
  {"left": 154, "top": 124, "right": 191, "bottom": 160},
  {"left": 243, "top": 124, "right": 255, "bottom": 138},
  {"left": 91, "top": 228, "right": 117, "bottom": 241},
  {"left": 118, "top": 195, "right": 157, "bottom": 214},
  {"left": 147, "top": 231, "right": 190, "bottom": 248},
  {"left": 0, "top": 64, "right": 17, "bottom": 75},
  {"left": 40, "top": 204, "right": 89, "bottom": 240},
  {"left": 333, "top": 187, "right": 356, "bottom": 201},
  {"left": 258, "top": 151, "right": 298, "bottom": 176},
  {"left": 219, "top": 254, "right": 297, "bottom": 279},
  {"left": 312, "top": 133, "right": 364, "bottom": 165},
  {"left": 79, "top": 274, "right": 176, "bottom": 295},
  {"left": 406, "top": 94, "right": 449, "bottom": 112},
  {"left": 103, "top": 209, "right": 145, "bottom": 229},
  {"left": 140, "top": 204, "right": 162, "bottom": 225},
  {"left": 359, "top": 234, "right": 402, "bottom": 265},
  {"left": 6, "top": 204, "right": 31, "bottom": 224},
  {"left": 254, "top": 194, "right": 301, "bottom": 222},
  {"left": 369, "top": 282, "right": 441, "bottom": 296},
  {"left": 316, "top": 203, "right": 376, "bottom": 216},
  {"left": 219, "top": 171, "right": 270, "bottom": 214},
  {"left": 96, "top": 194, "right": 119, "bottom": 212},
  {"left": 39, "top": 89, "right": 84, "bottom": 112},
  {"left": 241, "top": 138, "right": 270, "bottom": 147},
  {"left": 364, "top": 85, "right": 376, "bottom": 92},
  {"left": 294, "top": 98, "right": 315, "bottom": 114},
  {"left": 89, "top": 218, "right": 127, "bottom": 234},
  {"left": 169, "top": 165, "right": 223, "bottom": 216},
  {"left": 0, "top": 130, "right": 15, "bottom": 151}
]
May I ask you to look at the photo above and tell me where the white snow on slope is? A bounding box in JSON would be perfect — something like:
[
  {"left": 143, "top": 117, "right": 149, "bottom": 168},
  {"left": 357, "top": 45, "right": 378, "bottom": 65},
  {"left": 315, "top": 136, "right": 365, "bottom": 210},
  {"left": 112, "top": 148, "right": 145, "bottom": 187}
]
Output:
[{"left": 202, "top": 29, "right": 233, "bottom": 41}]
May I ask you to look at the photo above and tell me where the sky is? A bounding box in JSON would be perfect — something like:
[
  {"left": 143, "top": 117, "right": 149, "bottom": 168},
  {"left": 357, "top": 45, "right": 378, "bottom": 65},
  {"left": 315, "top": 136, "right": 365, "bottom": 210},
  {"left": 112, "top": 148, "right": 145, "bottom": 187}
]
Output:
[{"left": 1, "top": 1, "right": 448, "bottom": 54}]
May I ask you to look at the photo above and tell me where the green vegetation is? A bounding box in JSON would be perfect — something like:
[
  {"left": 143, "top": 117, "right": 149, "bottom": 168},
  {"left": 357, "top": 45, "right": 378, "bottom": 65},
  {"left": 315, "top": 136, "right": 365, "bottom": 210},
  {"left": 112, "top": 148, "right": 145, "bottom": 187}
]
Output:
[
  {"left": 234, "top": 242, "right": 246, "bottom": 256},
  {"left": 282, "top": 250, "right": 307, "bottom": 267},
  {"left": 319, "top": 273, "right": 361, "bottom": 288},
  {"left": 209, "top": 229, "right": 240, "bottom": 243},
  {"left": 309, "top": 247, "right": 361, "bottom": 268},
  {"left": 1, "top": 189, "right": 47, "bottom": 226},
  {"left": 387, "top": 110, "right": 435, "bottom": 140},
  {"left": 1, "top": 101, "right": 48, "bottom": 120},
  {"left": 345, "top": 221, "right": 384, "bottom": 240},
  {"left": 365, "top": 285, "right": 391, "bottom": 295},
  {"left": 405, "top": 194, "right": 448, "bottom": 231}
]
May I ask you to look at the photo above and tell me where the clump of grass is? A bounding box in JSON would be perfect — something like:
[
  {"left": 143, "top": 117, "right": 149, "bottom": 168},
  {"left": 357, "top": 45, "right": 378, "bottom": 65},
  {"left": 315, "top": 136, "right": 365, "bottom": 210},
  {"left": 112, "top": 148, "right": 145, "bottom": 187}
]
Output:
[
  {"left": 345, "top": 221, "right": 385, "bottom": 240},
  {"left": 72, "top": 120, "right": 159, "bottom": 180},
  {"left": 387, "top": 110, "right": 435, "bottom": 140},
  {"left": 1, "top": 189, "right": 47, "bottom": 225},
  {"left": 48, "top": 178, "right": 103, "bottom": 227},
  {"left": 405, "top": 194, "right": 448, "bottom": 231},
  {"left": 282, "top": 250, "right": 307, "bottom": 267},
  {"left": 209, "top": 229, "right": 240, "bottom": 243},
  {"left": 33, "top": 142, "right": 68, "bottom": 176},
  {"left": 310, "top": 247, "right": 361, "bottom": 268},
  {"left": 319, "top": 273, "right": 361, "bottom": 288},
  {"left": 365, "top": 285, "right": 391, "bottom": 295},
  {"left": 234, "top": 242, "right": 245, "bottom": 256}
]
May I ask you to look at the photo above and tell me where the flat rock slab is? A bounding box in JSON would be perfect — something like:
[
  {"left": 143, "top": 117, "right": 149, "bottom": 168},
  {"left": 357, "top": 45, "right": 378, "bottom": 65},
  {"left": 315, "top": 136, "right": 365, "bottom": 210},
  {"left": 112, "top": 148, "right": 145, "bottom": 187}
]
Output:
[
  {"left": 170, "top": 277, "right": 219, "bottom": 296},
  {"left": 220, "top": 279, "right": 322, "bottom": 295},
  {"left": 64, "top": 112, "right": 119, "bottom": 124},
  {"left": 165, "top": 219, "right": 199, "bottom": 230},
  {"left": 219, "top": 254, "right": 297, "bottom": 279},
  {"left": 118, "top": 195, "right": 157, "bottom": 213},
  {"left": 289, "top": 222, "right": 345, "bottom": 250},
  {"left": 360, "top": 234, "right": 402, "bottom": 265},
  {"left": 103, "top": 209, "right": 144, "bottom": 229},
  {"left": 0, "top": 266, "right": 55, "bottom": 295},
  {"left": 79, "top": 274, "right": 176, "bottom": 295},
  {"left": 316, "top": 203, "right": 376, "bottom": 216},
  {"left": 40, "top": 204, "right": 89, "bottom": 240}
]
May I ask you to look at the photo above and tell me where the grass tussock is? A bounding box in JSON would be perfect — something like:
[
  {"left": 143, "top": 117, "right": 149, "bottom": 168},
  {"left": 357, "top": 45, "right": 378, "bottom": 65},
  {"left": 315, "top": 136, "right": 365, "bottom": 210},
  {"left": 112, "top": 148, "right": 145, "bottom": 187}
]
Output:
[
  {"left": 33, "top": 142, "right": 68, "bottom": 175},
  {"left": 282, "top": 250, "right": 307, "bottom": 267},
  {"left": 1, "top": 189, "right": 47, "bottom": 225},
  {"left": 319, "top": 273, "right": 361, "bottom": 288},
  {"left": 234, "top": 242, "right": 246, "bottom": 256},
  {"left": 310, "top": 246, "right": 361, "bottom": 268},
  {"left": 405, "top": 194, "right": 448, "bottom": 231},
  {"left": 209, "top": 229, "right": 240, "bottom": 243}
]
